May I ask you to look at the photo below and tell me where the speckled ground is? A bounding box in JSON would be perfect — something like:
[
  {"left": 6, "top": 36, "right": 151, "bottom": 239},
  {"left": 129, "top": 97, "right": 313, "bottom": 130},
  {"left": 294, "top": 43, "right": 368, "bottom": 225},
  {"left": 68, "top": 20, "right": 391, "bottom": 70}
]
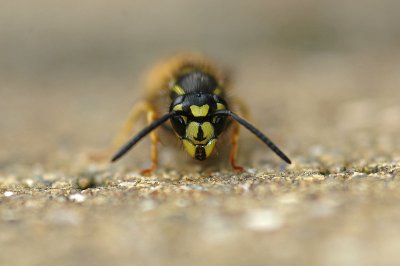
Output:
[
  {"left": 1, "top": 1, "right": 400, "bottom": 266},
  {"left": 1, "top": 51, "right": 400, "bottom": 266},
  {"left": 1, "top": 163, "right": 400, "bottom": 266}
]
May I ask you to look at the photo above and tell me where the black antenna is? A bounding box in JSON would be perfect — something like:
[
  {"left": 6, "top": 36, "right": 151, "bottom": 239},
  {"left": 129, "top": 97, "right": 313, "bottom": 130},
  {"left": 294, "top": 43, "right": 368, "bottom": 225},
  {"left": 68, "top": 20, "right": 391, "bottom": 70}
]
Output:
[
  {"left": 111, "top": 112, "right": 174, "bottom": 162},
  {"left": 215, "top": 110, "right": 291, "bottom": 164}
]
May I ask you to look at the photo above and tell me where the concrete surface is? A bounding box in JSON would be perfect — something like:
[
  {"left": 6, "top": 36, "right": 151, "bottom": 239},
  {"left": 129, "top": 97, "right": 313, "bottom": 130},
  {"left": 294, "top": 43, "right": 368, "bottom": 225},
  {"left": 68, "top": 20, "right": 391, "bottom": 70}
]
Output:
[{"left": 1, "top": 1, "right": 400, "bottom": 266}]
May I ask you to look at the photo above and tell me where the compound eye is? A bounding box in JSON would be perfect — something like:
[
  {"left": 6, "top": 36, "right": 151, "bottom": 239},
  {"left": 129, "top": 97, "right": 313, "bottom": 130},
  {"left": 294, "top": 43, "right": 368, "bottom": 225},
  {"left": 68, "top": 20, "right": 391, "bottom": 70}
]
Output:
[
  {"left": 213, "top": 116, "right": 222, "bottom": 125},
  {"left": 213, "top": 94, "right": 220, "bottom": 102},
  {"left": 170, "top": 115, "right": 187, "bottom": 137},
  {"left": 212, "top": 115, "right": 226, "bottom": 136}
]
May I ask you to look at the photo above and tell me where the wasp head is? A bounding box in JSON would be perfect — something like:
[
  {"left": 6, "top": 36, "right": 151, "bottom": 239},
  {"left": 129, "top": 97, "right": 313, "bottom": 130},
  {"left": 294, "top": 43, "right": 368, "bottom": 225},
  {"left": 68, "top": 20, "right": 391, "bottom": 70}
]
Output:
[{"left": 169, "top": 92, "right": 228, "bottom": 160}]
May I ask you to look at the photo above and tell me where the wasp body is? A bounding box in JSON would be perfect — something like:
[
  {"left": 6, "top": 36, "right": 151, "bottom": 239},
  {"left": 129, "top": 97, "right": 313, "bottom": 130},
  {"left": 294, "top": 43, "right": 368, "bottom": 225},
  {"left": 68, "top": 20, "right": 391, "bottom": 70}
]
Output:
[{"left": 111, "top": 54, "right": 291, "bottom": 174}]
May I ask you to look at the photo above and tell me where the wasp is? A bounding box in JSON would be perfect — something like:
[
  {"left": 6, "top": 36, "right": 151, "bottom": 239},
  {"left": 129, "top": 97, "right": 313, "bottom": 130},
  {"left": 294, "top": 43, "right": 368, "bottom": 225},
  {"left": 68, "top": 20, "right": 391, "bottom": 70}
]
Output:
[{"left": 110, "top": 54, "right": 291, "bottom": 174}]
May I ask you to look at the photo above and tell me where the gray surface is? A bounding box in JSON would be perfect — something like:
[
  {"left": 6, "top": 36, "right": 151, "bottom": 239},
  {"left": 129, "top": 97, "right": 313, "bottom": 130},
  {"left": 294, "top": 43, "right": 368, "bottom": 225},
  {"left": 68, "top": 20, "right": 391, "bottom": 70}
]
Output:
[{"left": 1, "top": 1, "right": 400, "bottom": 266}]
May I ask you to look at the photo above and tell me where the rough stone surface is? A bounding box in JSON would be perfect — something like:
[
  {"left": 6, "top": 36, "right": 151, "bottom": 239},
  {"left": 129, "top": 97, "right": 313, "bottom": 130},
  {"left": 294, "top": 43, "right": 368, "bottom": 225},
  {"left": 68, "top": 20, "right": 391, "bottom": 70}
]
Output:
[{"left": 1, "top": 1, "right": 400, "bottom": 266}]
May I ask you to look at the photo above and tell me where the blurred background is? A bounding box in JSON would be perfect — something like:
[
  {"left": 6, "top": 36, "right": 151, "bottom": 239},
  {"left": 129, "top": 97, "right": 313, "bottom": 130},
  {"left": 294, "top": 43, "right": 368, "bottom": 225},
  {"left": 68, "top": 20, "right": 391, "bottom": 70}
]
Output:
[
  {"left": 1, "top": 1, "right": 400, "bottom": 266},
  {"left": 1, "top": 0, "right": 400, "bottom": 167}
]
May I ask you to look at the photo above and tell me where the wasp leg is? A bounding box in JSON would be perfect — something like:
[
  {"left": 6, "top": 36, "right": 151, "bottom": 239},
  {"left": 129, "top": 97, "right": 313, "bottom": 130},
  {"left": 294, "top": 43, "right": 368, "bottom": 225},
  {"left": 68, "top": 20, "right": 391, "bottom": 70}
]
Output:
[
  {"left": 112, "top": 101, "right": 154, "bottom": 149},
  {"left": 113, "top": 101, "right": 159, "bottom": 175},
  {"left": 140, "top": 109, "right": 159, "bottom": 175},
  {"left": 230, "top": 122, "right": 244, "bottom": 172},
  {"left": 229, "top": 97, "right": 250, "bottom": 172}
]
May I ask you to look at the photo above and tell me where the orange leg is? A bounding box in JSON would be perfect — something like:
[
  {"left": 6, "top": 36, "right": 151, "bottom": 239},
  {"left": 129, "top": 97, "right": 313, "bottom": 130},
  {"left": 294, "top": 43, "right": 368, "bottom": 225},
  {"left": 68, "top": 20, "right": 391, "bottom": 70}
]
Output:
[
  {"left": 230, "top": 122, "right": 244, "bottom": 172},
  {"left": 112, "top": 101, "right": 154, "bottom": 149},
  {"left": 110, "top": 101, "right": 160, "bottom": 175},
  {"left": 140, "top": 109, "right": 159, "bottom": 175},
  {"left": 228, "top": 96, "right": 251, "bottom": 172}
]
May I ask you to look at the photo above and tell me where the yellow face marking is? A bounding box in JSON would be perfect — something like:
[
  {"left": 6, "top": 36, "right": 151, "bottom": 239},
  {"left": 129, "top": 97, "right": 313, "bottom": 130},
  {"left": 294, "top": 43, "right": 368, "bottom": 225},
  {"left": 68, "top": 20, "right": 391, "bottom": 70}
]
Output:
[
  {"left": 214, "top": 88, "right": 222, "bottom": 95},
  {"left": 186, "top": 122, "right": 214, "bottom": 144},
  {"left": 182, "top": 139, "right": 196, "bottom": 158},
  {"left": 204, "top": 139, "right": 217, "bottom": 157},
  {"left": 217, "top": 103, "right": 225, "bottom": 110},
  {"left": 173, "top": 104, "right": 183, "bottom": 111},
  {"left": 186, "top": 122, "right": 199, "bottom": 141},
  {"left": 171, "top": 85, "right": 185, "bottom": 95},
  {"left": 182, "top": 139, "right": 217, "bottom": 159},
  {"left": 190, "top": 104, "right": 209, "bottom": 117}
]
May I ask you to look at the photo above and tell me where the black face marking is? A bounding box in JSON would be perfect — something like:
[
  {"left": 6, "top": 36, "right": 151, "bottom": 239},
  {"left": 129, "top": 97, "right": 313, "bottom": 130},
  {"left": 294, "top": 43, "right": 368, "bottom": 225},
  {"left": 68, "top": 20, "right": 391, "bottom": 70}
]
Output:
[
  {"left": 195, "top": 146, "right": 206, "bottom": 160},
  {"left": 194, "top": 125, "right": 206, "bottom": 141}
]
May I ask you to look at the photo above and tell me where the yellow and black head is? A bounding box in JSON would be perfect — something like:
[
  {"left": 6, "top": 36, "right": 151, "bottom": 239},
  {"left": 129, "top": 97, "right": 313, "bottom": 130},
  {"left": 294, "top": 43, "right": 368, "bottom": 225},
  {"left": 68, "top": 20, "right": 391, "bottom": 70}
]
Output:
[
  {"left": 111, "top": 71, "right": 291, "bottom": 165},
  {"left": 168, "top": 71, "right": 228, "bottom": 160}
]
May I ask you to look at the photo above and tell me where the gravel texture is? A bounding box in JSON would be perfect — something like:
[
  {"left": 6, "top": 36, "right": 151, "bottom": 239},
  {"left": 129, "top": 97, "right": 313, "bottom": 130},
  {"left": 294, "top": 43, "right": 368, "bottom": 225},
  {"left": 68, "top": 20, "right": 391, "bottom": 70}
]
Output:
[{"left": 1, "top": 1, "right": 400, "bottom": 266}]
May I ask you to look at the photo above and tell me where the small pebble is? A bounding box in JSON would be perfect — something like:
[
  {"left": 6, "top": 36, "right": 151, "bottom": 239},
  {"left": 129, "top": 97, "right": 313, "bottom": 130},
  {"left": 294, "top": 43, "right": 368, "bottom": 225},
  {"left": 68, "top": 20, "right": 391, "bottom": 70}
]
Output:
[
  {"left": 52, "top": 181, "right": 70, "bottom": 189},
  {"left": 25, "top": 179, "right": 35, "bottom": 188},
  {"left": 239, "top": 182, "right": 251, "bottom": 192},
  {"left": 247, "top": 168, "right": 257, "bottom": 174},
  {"left": 118, "top": 181, "right": 137, "bottom": 189},
  {"left": 183, "top": 184, "right": 206, "bottom": 191},
  {"left": 351, "top": 172, "right": 367, "bottom": 179},
  {"left": 4, "top": 191, "right": 14, "bottom": 197},
  {"left": 69, "top": 193, "right": 86, "bottom": 203},
  {"left": 77, "top": 176, "right": 95, "bottom": 189}
]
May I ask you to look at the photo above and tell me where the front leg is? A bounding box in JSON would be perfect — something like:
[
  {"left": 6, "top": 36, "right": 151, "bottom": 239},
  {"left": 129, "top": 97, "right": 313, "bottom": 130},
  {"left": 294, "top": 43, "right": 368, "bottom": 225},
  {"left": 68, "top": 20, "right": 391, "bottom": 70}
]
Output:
[
  {"left": 140, "top": 109, "right": 159, "bottom": 175},
  {"left": 228, "top": 96, "right": 251, "bottom": 172},
  {"left": 229, "top": 121, "right": 244, "bottom": 172},
  {"left": 110, "top": 101, "right": 160, "bottom": 175}
]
